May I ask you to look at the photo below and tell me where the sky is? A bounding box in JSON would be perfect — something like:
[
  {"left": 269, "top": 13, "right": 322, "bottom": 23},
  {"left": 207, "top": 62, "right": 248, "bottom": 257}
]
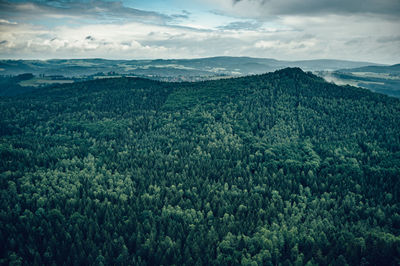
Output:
[{"left": 0, "top": 0, "right": 399, "bottom": 64}]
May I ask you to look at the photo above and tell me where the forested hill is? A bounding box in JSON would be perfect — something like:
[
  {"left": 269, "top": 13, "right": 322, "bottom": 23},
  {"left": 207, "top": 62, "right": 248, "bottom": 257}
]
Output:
[{"left": 1, "top": 68, "right": 400, "bottom": 265}]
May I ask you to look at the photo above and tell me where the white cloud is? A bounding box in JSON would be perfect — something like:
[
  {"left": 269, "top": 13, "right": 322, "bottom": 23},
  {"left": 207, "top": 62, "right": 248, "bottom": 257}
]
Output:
[
  {"left": 0, "top": 0, "right": 399, "bottom": 63},
  {"left": 0, "top": 19, "right": 17, "bottom": 25}
]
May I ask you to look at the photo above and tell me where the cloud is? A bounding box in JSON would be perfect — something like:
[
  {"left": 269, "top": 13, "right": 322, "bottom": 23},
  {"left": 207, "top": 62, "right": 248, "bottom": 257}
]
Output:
[
  {"left": 227, "top": 0, "right": 400, "bottom": 17},
  {"left": 377, "top": 35, "right": 400, "bottom": 43},
  {"left": 0, "top": 14, "right": 399, "bottom": 64},
  {"left": 0, "top": 21, "right": 188, "bottom": 59},
  {"left": 0, "top": 15, "right": 394, "bottom": 64},
  {"left": 0, "top": 18, "right": 17, "bottom": 24},
  {"left": 217, "top": 20, "right": 263, "bottom": 30},
  {"left": 0, "top": 0, "right": 171, "bottom": 23},
  {"left": 0, "top": 0, "right": 399, "bottom": 64},
  {"left": 200, "top": 0, "right": 400, "bottom": 22},
  {"left": 171, "top": 10, "right": 193, "bottom": 20}
]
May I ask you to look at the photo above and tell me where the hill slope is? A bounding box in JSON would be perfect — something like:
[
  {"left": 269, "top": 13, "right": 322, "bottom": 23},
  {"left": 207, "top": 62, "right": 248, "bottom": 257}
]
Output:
[{"left": 1, "top": 68, "right": 399, "bottom": 265}]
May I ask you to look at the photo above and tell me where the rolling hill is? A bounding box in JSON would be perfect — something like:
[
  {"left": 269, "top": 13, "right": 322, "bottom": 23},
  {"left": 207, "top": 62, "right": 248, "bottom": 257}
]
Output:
[
  {"left": 0, "top": 57, "right": 381, "bottom": 77},
  {"left": 339, "top": 64, "right": 400, "bottom": 74},
  {"left": 1, "top": 68, "right": 399, "bottom": 265}
]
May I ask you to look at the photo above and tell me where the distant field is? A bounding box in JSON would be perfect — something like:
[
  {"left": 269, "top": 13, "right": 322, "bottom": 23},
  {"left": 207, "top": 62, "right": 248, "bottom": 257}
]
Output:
[
  {"left": 19, "top": 78, "right": 75, "bottom": 87},
  {"left": 207, "top": 75, "right": 236, "bottom": 80},
  {"left": 93, "top": 75, "right": 123, "bottom": 79},
  {"left": 350, "top": 72, "right": 400, "bottom": 80}
]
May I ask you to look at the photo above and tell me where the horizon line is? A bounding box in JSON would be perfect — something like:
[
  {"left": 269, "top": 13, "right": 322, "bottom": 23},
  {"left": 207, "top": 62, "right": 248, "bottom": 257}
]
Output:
[{"left": 0, "top": 56, "right": 391, "bottom": 65}]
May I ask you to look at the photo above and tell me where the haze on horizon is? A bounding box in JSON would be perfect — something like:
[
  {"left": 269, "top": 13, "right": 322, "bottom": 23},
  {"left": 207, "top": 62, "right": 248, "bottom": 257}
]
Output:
[{"left": 0, "top": 0, "right": 399, "bottom": 64}]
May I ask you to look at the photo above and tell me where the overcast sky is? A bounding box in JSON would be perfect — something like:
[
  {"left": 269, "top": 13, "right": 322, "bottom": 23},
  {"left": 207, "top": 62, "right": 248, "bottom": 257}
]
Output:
[{"left": 0, "top": 0, "right": 399, "bottom": 64}]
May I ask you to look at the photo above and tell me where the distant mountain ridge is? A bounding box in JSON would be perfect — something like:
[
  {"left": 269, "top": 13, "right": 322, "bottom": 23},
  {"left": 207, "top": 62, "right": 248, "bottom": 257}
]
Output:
[
  {"left": 338, "top": 64, "right": 400, "bottom": 74},
  {"left": 0, "top": 56, "right": 383, "bottom": 78}
]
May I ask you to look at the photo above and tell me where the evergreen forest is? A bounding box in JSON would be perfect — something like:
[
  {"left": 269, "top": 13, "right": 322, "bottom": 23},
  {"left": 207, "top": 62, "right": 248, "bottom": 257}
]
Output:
[{"left": 1, "top": 68, "right": 400, "bottom": 265}]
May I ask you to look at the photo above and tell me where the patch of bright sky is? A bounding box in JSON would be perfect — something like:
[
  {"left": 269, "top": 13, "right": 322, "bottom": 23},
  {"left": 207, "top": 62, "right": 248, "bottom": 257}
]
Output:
[
  {"left": 126, "top": 0, "right": 206, "bottom": 15},
  {"left": 30, "top": 18, "right": 101, "bottom": 28},
  {"left": 125, "top": 0, "right": 241, "bottom": 30}
]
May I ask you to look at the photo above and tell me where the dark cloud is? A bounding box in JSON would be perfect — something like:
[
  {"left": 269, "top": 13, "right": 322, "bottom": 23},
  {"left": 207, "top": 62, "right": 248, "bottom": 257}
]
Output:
[
  {"left": 301, "top": 34, "right": 315, "bottom": 39},
  {"left": 171, "top": 14, "right": 189, "bottom": 20},
  {"left": 231, "top": 0, "right": 400, "bottom": 17},
  {"left": 0, "top": 40, "right": 7, "bottom": 45},
  {"left": 377, "top": 35, "right": 400, "bottom": 43},
  {"left": 182, "top": 10, "right": 191, "bottom": 16},
  {"left": 345, "top": 38, "right": 365, "bottom": 46},
  {"left": 0, "top": 0, "right": 171, "bottom": 23},
  {"left": 170, "top": 10, "right": 192, "bottom": 20},
  {"left": 218, "top": 21, "right": 263, "bottom": 30}
]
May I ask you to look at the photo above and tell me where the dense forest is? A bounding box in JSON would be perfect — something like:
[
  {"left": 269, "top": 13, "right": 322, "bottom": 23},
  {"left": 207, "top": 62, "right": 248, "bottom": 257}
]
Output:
[
  {"left": 1, "top": 68, "right": 399, "bottom": 265},
  {"left": 0, "top": 73, "right": 37, "bottom": 97}
]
